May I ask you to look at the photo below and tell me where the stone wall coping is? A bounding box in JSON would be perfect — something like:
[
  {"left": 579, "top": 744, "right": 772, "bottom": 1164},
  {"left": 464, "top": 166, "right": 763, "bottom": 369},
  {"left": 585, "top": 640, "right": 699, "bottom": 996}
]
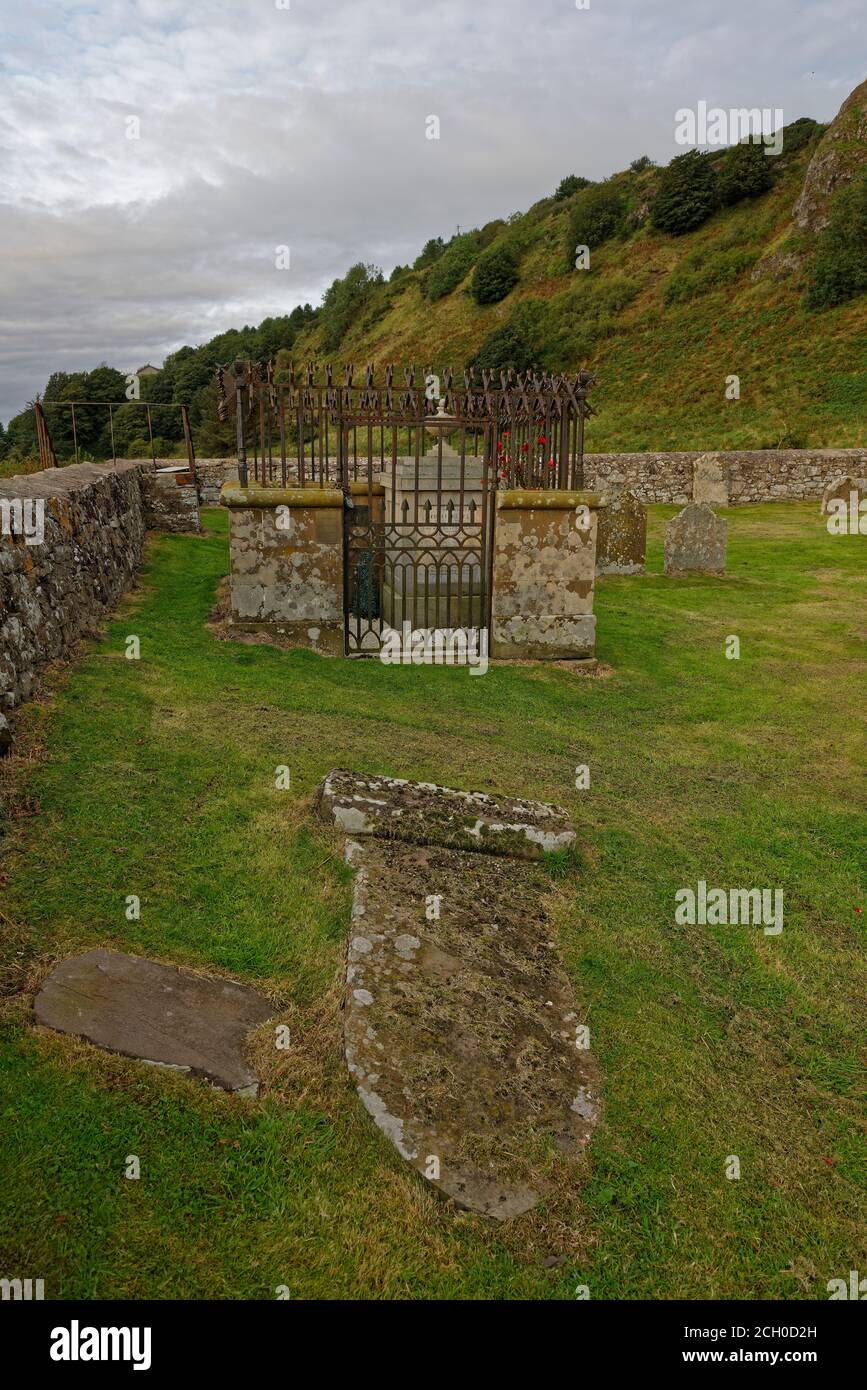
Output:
[
  {"left": 497, "top": 489, "right": 605, "bottom": 511},
  {"left": 584, "top": 448, "right": 867, "bottom": 463},
  {"left": 220, "top": 482, "right": 343, "bottom": 508},
  {"left": 0, "top": 460, "right": 143, "bottom": 501},
  {"left": 347, "top": 480, "right": 385, "bottom": 497}
]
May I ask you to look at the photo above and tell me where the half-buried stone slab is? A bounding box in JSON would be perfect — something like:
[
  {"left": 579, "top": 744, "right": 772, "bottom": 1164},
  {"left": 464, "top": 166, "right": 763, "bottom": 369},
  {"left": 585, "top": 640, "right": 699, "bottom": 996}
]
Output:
[
  {"left": 319, "top": 773, "right": 601, "bottom": 1220},
  {"left": 34, "top": 949, "right": 275, "bottom": 1096},
  {"left": 317, "top": 769, "right": 575, "bottom": 859}
]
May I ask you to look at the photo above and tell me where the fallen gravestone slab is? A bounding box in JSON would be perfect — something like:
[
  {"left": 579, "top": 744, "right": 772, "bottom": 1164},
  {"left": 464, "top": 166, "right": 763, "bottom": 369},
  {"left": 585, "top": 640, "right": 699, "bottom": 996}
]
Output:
[
  {"left": 319, "top": 771, "right": 601, "bottom": 1220},
  {"left": 317, "top": 769, "right": 575, "bottom": 859},
  {"left": 664, "top": 502, "right": 727, "bottom": 576},
  {"left": 34, "top": 949, "right": 274, "bottom": 1095}
]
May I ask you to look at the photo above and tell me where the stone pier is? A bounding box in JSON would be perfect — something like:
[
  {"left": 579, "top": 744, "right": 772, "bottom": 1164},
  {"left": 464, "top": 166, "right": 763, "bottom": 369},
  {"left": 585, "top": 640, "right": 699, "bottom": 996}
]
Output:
[
  {"left": 220, "top": 482, "right": 345, "bottom": 654},
  {"left": 490, "top": 489, "right": 605, "bottom": 660}
]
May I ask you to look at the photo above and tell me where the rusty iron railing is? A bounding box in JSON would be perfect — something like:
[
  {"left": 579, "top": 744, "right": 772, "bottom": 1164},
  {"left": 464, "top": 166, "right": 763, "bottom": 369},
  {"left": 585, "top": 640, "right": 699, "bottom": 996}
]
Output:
[
  {"left": 216, "top": 360, "right": 596, "bottom": 492},
  {"left": 216, "top": 360, "right": 597, "bottom": 656}
]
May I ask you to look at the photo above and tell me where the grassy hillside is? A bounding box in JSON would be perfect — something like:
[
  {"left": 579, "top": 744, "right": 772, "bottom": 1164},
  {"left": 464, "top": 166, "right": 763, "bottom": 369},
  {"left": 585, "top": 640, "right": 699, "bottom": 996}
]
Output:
[
  {"left": 286, "top": 120, "right": 867, "bottom": 454},
  {"left": 5, "top": 90, "right": 864, "bottom": 470}
]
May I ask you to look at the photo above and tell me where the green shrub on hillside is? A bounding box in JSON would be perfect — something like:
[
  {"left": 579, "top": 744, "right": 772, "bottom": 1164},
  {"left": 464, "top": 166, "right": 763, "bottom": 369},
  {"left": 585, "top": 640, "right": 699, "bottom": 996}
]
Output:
[
  {"left": 413, "top": 238, "right": 445, "bottom": 270},
  {"left": 425, "top": 233, "right": 480, "bottom": 300},
  {"left": 717, "top": 141, "right": 773, "bottom": 205},
  {"left": 780, "top": 117, "right": 823, "bottom": 156},
  {"left": 555, "top": 174, "right": 593, "bottom": 200},
  {"left": 532, "top": 275, "right": 639, "bottom": 368},
  {"left": 651, "top": 150, "right": 719, "bottom": 235},
  {"left": 805, "top": 171, "right": 867, "bottom": 310},
  {"left": 320, "top": 262, "right": 384, "bottom": 353},
  {"left": 591, "top": 274, "right": 642, "bottom": 315},
  {"left": 478, "top": 218, "right": 507, "bottom": 248},
  {"left": 467, "top": 323, "right": 535, "bottom": 376},
  {"left": 470, "top": 245, "right": 520, "bottom": 304},
  {"left": 566, "top": 181, "right": 626, "bottom": 264}
]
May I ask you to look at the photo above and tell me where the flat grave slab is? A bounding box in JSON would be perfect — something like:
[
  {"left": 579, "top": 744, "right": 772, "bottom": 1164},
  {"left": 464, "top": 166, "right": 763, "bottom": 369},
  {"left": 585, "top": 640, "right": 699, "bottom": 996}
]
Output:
[
  {"left": 34, "top": 949, "right": 275, "bottom": 1095},
  {"left": 320, "top": 772, "right": 601, "bottom": 1220},
  {"left": 317, "top": 768, "right": 575, "bottom": 859}
]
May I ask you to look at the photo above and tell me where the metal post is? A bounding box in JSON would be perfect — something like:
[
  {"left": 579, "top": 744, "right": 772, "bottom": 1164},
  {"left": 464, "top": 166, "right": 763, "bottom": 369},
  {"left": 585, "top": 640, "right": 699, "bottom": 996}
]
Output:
[
  {"left": 234, "top": 360, "right": 248, "bottom": 487},
  {"left": 576, "top": 408, "right": 586, "bottom": 490},
  {"left": 181, "top": 405, "right": 196, "bottom": 485}
]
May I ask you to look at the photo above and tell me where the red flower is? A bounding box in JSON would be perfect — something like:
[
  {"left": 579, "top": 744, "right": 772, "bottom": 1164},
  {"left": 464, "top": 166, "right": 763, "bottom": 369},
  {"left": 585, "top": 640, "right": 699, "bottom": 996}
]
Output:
[
  {"left": 538, "top": 434, "right": 546, "bottom": 444},
  {"left": 522, "top": 442, "right": 529, "bottom": 453},
  {"left": 497, "top": 441, "right": 503, "bottom": 453},
  {"left": 547, "top": 457, "right": 556, "bottom": 469}
]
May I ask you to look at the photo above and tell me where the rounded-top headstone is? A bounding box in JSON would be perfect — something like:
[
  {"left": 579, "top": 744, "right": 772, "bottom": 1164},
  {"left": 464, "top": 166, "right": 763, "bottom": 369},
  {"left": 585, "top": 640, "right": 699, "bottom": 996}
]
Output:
[{"left": 664, "top": 502, "right": 727, "bottom": 576}]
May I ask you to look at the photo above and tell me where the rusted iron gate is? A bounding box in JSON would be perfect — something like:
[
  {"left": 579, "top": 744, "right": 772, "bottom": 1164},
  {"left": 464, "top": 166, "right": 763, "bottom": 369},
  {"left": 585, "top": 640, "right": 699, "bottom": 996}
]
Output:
[
  {"left": 33, "top": 400, "right": 196, "bottom": 481},
  {"left": 217, "top": 361, "right": 595, "bottom": 655}
]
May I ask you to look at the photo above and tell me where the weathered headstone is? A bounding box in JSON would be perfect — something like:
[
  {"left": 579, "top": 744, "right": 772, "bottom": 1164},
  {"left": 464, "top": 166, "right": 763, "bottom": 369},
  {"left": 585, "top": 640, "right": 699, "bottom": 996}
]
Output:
[
  {"left": 692, "top": 453, "right": 729, "bottom": 508},
  {"left": 35, "top": 949, "right": 275, "bottom": 1095},
  {"left": 820, "top": 475, "right": 865, "bottom": 515},
  {"left": 318, "top": 772, "right": 601, "bottom": 1220},
  {"left": 596, "top": 487, "right": 647, "bottom": 575},
  {"left": 664, "top": 502, "right": 727, "bottom": 576}
]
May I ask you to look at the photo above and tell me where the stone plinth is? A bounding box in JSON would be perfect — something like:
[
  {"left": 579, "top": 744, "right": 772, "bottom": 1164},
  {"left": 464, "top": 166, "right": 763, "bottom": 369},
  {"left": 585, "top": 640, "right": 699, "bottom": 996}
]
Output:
[
  {"left": 490, "top": 490, "right": 604, "bottom": 660},
  {"left": 221, "top": 482, "right": 345, "bottom": 654},
  {"left": 664, "top": 502, "right": 727, "bottom": 576},
  {"left": 379, "top": 444, "right": 485, "bottom": 527}
]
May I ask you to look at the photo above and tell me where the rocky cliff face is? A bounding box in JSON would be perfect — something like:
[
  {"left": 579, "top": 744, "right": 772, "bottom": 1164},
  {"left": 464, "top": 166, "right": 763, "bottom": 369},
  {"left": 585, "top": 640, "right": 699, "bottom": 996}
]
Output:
[{"left": 794, "top": 77, "right": 867, "bottom": 232}]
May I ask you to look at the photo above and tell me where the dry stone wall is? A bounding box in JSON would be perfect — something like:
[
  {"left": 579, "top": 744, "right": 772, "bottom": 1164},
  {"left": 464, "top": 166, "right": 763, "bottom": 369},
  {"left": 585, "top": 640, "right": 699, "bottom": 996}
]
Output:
[
  {"left": 192, "top": 450, "right": 867, "bottom": 508},
  {"left": 1, "top": 459, "right": 199, "bottom": 737},
  {"left": 0, "top": 462, "right": 147, "bottom": 722},
  {"left": 584, "top": 449, "right": 867, "bottom": 505}
]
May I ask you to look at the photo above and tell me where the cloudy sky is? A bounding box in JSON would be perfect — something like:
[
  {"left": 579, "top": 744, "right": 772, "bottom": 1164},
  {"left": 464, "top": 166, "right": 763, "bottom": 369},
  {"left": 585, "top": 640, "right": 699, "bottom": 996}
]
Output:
[{"left": 0, "top": 0, "right": 863, "bottom": 424}]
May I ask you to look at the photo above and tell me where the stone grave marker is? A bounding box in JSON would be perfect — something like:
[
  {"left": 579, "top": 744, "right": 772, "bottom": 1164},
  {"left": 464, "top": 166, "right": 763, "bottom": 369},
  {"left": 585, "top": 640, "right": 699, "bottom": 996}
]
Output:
[
  {"left": 318, "top": 771, "right": 601, "bottom": 1220},
  {"left": 664, "top": 502, "right": 727, "bottom": 576},
  {"left": 596, "top": 487, "right": 647, "bottom": 575},
  {"left": 692, "top": 453, "right": 730, "bottom": 508},
  {"left": 820, "top": 475, "right": 865, "bottom": 515},
  {"left": 35, "top": 949, "right": 275, "bottom": 1095}
]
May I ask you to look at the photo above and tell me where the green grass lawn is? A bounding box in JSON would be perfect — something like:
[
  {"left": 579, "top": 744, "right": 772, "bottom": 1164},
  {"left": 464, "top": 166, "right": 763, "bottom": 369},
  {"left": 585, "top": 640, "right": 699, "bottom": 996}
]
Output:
[{"left": 0, "top": 504, "right": 864, "bottom": 1300}]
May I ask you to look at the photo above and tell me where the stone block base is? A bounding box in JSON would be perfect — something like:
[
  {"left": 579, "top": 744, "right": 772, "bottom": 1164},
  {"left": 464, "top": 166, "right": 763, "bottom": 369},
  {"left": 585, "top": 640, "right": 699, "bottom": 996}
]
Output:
[
  {"left": 491, "top": 612, "right": 596, "bottom": 661},
  {"left": 226, "top": 616, "right": 344, "bottom": 656}
]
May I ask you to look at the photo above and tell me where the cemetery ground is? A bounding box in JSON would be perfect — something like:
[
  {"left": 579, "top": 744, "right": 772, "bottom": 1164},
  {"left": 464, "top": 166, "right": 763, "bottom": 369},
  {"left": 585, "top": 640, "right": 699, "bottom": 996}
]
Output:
[{"left": 0, "top": 503, "right": 863, "bottom": 1302}]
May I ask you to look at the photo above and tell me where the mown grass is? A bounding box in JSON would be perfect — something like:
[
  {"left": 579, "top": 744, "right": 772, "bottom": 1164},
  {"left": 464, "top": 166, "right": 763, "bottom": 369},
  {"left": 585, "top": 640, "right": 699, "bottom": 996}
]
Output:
[{"left": 0, "top": 504, "right": 864, "bottom": 1300}]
